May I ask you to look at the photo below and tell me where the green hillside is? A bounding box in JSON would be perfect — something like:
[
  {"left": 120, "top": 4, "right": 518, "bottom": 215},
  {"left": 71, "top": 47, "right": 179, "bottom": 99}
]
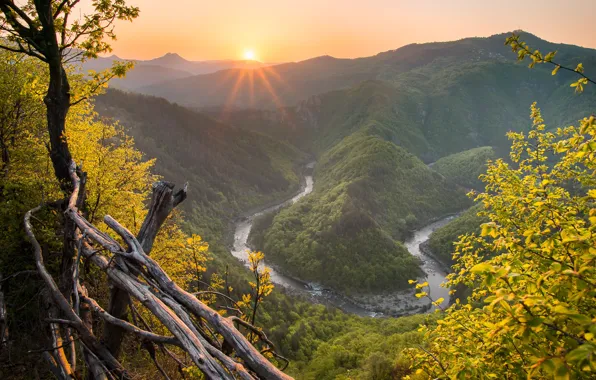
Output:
[
  {"left": 95, "top": 90, "right": 308, "bottom": 241},
  {"left": 202, "top": 33, "right": 595, "bottom": 167},
  {"left": 253, "top": 129, "right": 468, "bottom": 293},
  {"left": 431, "top": 146, "right": 496, "bottom": 190}
]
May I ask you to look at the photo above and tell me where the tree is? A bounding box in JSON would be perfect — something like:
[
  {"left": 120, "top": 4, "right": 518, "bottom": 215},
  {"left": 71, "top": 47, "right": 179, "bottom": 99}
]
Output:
[
  {"left": 407, "top": 35, "right": 596, "bottom": 379},
  {"left": 0, "top": 3, "right": 292, "bottom": 378},
  {"left": 0, "top": 0, "right": 138, "bottom": 187}
]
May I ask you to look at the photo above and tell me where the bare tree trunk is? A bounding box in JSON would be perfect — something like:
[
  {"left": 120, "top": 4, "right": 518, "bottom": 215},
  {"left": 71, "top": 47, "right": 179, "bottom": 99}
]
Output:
[
  {"left": 43, "top": 40, "right": 73, "bottom": 189},
  {"left": 104, "top": 182, "right": 186, "bottom": 357}
]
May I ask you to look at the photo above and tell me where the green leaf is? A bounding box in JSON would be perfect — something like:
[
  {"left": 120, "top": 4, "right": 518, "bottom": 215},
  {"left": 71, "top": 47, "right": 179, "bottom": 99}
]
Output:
[
  {"left": 471, "top": 262, "right": 492, "bottom": 274},
  {"left": 566, "top": 345, "right": 591, "bottom": 363},
  {"left": 568, "top": 314, "right": 591, "bottom": 325},
  {"left": 541, "top": 358, "right": 556, "bottom": 374}
]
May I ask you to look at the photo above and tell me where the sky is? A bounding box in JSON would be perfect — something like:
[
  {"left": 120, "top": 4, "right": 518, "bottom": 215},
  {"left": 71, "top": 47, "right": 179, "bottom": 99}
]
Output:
[{"left": 94, "top": 0, "right": 596, "bottom": 62}]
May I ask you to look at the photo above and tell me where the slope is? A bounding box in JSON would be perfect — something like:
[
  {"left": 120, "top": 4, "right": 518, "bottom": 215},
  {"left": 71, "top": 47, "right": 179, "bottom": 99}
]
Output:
[
  {"left": 253, "top": 128, "right": 468, "bottom": 294},
  {"left": 94, "top": 89, "right": 308, "bottom": 241},
  {"left": 138, "top": 31, "right": 596, "bottom": 111}
]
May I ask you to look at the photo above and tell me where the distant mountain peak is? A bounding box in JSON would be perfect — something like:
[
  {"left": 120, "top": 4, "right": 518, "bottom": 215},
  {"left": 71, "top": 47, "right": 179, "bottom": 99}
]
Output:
[
  {"left": 150, "top": 52, "right": 189, "bottom": 64},
  {"left": 300, "top": 55, "right": 339, "bottom": 64}
]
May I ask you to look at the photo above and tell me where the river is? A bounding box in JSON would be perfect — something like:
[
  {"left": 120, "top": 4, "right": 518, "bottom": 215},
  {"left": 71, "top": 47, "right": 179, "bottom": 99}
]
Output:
[{"left": 230, "top": 168, "right": 455, "bottom": 317}]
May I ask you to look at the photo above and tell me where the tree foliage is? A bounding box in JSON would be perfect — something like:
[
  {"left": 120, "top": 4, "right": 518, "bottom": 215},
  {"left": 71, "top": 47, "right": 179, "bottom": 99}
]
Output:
[
  {"left": 431, "top": 147, "right": 497, "bottom": 191},
  {"left": 409, "top": 87, "right": 595, "bottom": 379}
]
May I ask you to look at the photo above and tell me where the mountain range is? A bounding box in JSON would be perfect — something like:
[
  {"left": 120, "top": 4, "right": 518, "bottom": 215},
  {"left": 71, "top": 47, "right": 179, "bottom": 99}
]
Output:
[
  {"left": 94, "top": 31, "right": 596, "bottom": 295},
  {"left": 136, "top": 32, "right": 596, "bottom": 110},
  {"left": 83, "top": 52, "right": 273, "bottom": 90}
]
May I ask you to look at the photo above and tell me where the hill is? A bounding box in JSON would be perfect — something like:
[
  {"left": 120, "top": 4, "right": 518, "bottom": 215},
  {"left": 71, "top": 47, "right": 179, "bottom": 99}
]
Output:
[
  {"left": 94, "top": 89, "right": 308, "bottom": 241},
  {"left": 137, "top": 31, "right": 596, "bottom": 110},
  {"left": 82, "top": 53, "right": 273, "bottom": 90},
  {"left": 251, "top": 128, "right": 469, "bottom": 294}
]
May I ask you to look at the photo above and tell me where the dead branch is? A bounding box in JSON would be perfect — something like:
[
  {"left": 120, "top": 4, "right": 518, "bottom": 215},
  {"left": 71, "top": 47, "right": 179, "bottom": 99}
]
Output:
[
  {"left": 104, "top": 180, "right": 187, "bottom": 358},
  {"left": 24, "top": 200, "right": 129, "bottom": 379},
  {"left": 81, "top": 294, "right": 181, "bottom": 347},
  {"left": 25, "top": 161, "right": 292, "bottom": 379},
  {"left": 100, "top": 214, "right": 292, "bottom": 379}
]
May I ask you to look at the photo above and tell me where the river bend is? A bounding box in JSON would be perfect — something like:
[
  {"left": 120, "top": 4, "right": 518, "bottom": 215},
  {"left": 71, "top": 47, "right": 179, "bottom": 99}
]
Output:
[{"left": 231, "top": 170, "right": 454, "bottom": 317}]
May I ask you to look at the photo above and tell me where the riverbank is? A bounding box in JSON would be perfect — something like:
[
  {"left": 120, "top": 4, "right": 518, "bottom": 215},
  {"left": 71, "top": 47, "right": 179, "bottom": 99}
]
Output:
[
  {"left": 223, "top": 161, "right": 314, "bottom": 251},
  {"left": 228, "top": 163, "right": 462, "bottom": 317}
]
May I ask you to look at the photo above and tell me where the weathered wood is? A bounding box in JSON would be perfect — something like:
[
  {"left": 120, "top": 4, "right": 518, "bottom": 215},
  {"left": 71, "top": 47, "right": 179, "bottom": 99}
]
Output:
[
  {"left": 24, "top": 169, "right": 130, "bottom": 380},
  {"left": 104, "top": 181, "right": 187, "bottom": 357},
  {"left": 81, "top": 294, "right": 180, "bottom": 346},
  {"left": 76, "top": 240, "right": 232, "bottom": 379},
  {"left": 159, "top": 294, "right": 255, "bottom": 380},
  {"left": 102, "top": 215, "right": 292, "bottom": 380},
  {"left": 138, "top": 181, "right": 187, "bottom": 253},
  {"left": 79, "top": 285, "right": 109, "bottom": 380},
  {"left": 34, "top": 163, "right": 294, "bottom": 379}
]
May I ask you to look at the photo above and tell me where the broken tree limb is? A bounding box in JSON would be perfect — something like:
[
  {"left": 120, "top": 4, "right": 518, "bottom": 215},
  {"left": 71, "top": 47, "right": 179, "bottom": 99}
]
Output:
[
  {"left": 81, "top": 294, "right": 181, "bottom": 347},
  {"left": 74, "top": 236, "right": 233, "bottom": 379},
  {"left": 101, "top": 215, "right": 292, "bottom": 380},
  {"left": 30, "top": 162, "right": 292, "bottom": 379},
  {"left": 24, "top": 201, "right": 130, "bottom": 379},
  {"left": 159, "top": 293, "right": 255, "bottom": 380},
  {"left": 104, "top": 181, "right": 187, "bottom": 358}
]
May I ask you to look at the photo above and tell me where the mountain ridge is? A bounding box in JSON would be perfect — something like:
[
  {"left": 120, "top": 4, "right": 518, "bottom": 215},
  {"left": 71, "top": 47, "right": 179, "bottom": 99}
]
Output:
[{"left": 136, "top": 31, "right": 596, "bottom": 109}]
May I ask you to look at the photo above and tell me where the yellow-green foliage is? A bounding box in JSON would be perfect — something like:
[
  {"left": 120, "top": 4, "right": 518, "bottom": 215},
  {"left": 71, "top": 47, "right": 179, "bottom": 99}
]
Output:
[
  {"left": 408, "top": 104, "right": 596, "bottom": 379},
  {"left": 0, "top": 52, "right": 226, "bottom": 376},
  {"left": 427, "top": 203, "right": 488, "bottom": 265}
]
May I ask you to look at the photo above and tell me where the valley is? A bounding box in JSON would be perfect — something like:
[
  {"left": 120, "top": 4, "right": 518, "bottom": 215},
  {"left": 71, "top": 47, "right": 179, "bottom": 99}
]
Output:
[
  {"left": 236, "top": 165, "right": 455, "bottom": 317},
  {"left": 1, "top": 2, "right": 593, "bottom": 374},
  {"left": 93, "top": 32, "right": 596, "bottom": 322}
]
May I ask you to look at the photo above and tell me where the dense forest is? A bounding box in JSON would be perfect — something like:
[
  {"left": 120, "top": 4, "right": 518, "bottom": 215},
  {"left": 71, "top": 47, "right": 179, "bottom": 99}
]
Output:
[
  {"left": 0, "top": 0, "right": 594, "bottom": 378},
  {"left": 251, "top": 130, "right": 468, "bottom": 293},
  {"left": 94, "top": 89, "right": 308, "bottom": 242}
]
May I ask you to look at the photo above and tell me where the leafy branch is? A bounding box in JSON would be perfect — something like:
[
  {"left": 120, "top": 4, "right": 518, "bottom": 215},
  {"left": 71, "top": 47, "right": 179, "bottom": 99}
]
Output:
[{"left": 505, "top": 33, "right": 596, "bottom": 92}]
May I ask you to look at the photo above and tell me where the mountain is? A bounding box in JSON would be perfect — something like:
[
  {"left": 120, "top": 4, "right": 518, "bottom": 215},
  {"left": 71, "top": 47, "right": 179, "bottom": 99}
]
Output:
[
  {"left": 94, "top": 89, "right": 308, "bottom": 241},
  {"left": 137, "top": 31, "right": 596, "bottom": 109},
  {"left": 242, "top": 32, "right": 596, "bottom": 294},
  {"left": 81, "top": 53, "right": 274, "bottom": 90},
  {"left": 99, "top": 31, "right": 596, "bottom": 297},
  {"left": 145, "top": 52, "right": 267, "bottom": 75}
]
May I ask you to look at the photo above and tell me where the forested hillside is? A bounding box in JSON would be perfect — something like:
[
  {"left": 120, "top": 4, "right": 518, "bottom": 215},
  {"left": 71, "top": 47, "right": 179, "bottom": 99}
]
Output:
[
  {"left": 250, "top": 127, "right": 468, "bottom": 293},
  {"left": 1, "top": 0, "right": 595, "bottom": 375},
  {"left": 216, "top": 55, "right": 596, "bottom": 162},
  {"left": 431, "top": 147, "right": 497, "bottom": 190},
  {"left": 94, "top": 90, "right": 308, "bottom": 241}
]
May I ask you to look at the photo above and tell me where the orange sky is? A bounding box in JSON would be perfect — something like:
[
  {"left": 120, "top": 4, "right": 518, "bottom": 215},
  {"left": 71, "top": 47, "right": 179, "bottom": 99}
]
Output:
[{"left": 96, "top": 0, "right": 596, "bottom": 62}]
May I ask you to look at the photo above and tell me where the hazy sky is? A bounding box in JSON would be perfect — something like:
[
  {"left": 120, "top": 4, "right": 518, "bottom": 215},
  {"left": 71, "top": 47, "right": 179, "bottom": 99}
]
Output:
[{"left": 98, "top": 0, "right": 596, "bottom": 62}]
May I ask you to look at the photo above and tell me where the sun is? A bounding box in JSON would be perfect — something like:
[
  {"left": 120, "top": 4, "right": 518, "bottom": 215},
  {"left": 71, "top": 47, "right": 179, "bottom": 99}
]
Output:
[{"left": 243, "top": 49, "right": 256, "bottom": 61}]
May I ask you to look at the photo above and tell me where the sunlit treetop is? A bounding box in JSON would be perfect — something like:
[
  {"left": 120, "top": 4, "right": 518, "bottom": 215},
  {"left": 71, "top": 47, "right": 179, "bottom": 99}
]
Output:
[{"left": 0, "top": 0, "right": 139, "bottom": 62}]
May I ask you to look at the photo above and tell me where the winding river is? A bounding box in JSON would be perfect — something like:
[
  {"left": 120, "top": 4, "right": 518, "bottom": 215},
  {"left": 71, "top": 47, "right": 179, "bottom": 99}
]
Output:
[{"left": 231, "top": 168, "right": 455, "bottom": 317}]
